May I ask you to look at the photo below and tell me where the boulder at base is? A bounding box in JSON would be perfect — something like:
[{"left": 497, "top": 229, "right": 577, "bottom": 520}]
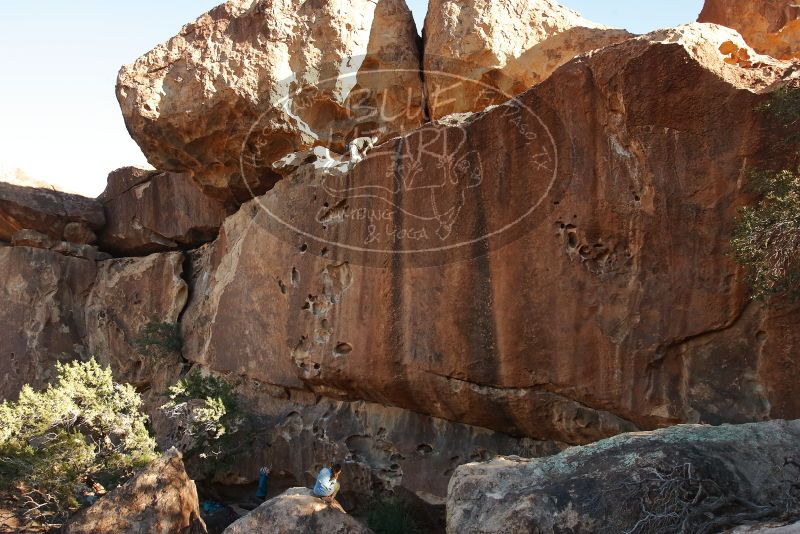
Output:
[
  {"left": 64, "top": 449, "right": 207, "bottom": 534},
  {"left": 447, "top": 420, "right": 800, "bottom": 534},
  {"left": 222, "top": 488, "right": 373, "bottom": 534}
]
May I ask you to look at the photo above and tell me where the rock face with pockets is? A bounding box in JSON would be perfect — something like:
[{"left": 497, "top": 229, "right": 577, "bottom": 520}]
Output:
[
  {"left": 0, "top": 246, "right": 96, "bottom": 399},
  {"left": 157, "top": 371, "right": 563, "bottom": 507},
  {"left": 423, "top": 0, "right": 632, "bottom": 118},
  {"left": 446, "top": 420, "right": 800, "bottom": 534},
  {"left": 84, "top": 252, "right": 188, "bottom": 394},
  {"left": 117, "top": 0, "right": 425, "bottom": 202},
  {"left": 64, "top": 449, "right": 207, "bottom": 534},
  {"left": 99, "top": 167, "right": 229, "bottom": 255},
  {"left": 0, "top": 247, "right": 188, "bottom": 404},
  {"left": 180, "top": 24, "right": 800, "bottom": 448},
  {"left": 698, "top": 0, "right": 800, "bottom": 60}
]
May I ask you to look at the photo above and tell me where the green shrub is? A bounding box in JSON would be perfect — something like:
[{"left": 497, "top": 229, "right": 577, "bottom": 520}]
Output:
[
  {"left": 134, "top": 316, "right": 182, "bottom": 359},
  {"left": 732, "top": 168, "right": 800, "bottom": 300},
  {"left": 756, "top": 85, "right": 800, "bottom": 146},
  {"left": 732, "top": 86, "right": 800, "bottom": 300},
  {"left": 365, "top": 497, "right": 421, "bottom": 534},
  {"left": 161, "top": 371, "right": 249, "bottom": 470},
  {"left": 0, "top": 359, "right": 156, "bottom": 528}
]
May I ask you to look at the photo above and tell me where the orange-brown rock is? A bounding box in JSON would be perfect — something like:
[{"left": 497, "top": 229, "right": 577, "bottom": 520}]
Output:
[
  {"left": 699, "top": 0, "right": 800, "bottom": 60},
  {"left": 423, "top": 0, "right": 632, "bottom": 119},
  {"left": 10, "top": 229, "right": 110, "bottom": 261},
  {"left": 97, "top": 166, "right": 156, "bottom": 202},
  {"left": 64, "top": 449, "right": 207, "bottom": 534},
  {"left": 117, "top": 0, "right": 425, "bottom": 203},
  {"left": 159, "top": 368, "right": 562, "bottom": 507},
  {"left": 0, "top": 249, "right": 187, "bottom": 402},
  {"left": 99, "top": 167, "right": 229, "bottom": 255},
  {"left": 0, "top": 180, "right": 105, "bottom": 244},
  {"left": 85, "top": 252, "right": 188, "bottom": 393},
  {"left": 0, "top": 246, "right": 96, "bottom": 399},
  {"left": 181, "top": 24, "right": 800, "bottom": 446}
]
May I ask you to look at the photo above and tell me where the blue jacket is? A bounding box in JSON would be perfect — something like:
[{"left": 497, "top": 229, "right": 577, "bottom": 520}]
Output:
[{"left": 313, "top": 467, "right": 337, "bottom": 497}]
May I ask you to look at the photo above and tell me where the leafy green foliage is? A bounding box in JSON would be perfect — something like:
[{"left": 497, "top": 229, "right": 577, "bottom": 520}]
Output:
[
  {"left": 134, "top": 316, "right": 182, "bottom": 359},
  {"left": 0, "top": 359, "right": 156, "bottom": 528},
  {"left": 161, "top": 371, "right": 249, "bottom": 470},
  {"left": 732, "top": 86, "right": 800, "bottom": 300},
  {"left": 756, "top": 85, "right": 800, "bottom": 146},
  {"left": 365, "top": 497, "right": 421, "bottom": 534},
  {"left": 733, "top": 168, "right": 800, "bottom": 300}
]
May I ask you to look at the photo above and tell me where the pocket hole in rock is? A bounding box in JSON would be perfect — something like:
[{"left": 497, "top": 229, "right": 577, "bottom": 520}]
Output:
[{"left": 334, "top": 342, "right": 353, "bottom": 355}]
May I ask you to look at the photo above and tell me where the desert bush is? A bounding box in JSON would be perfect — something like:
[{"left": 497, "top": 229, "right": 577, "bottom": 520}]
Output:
[
  {"left": 756, "top": 85, "right": 800, "bottom": 146},
  {"left": 732, "top": 167, "right": 800, "bottom": 300},
  {"left": 161, "top": 370, "right": 250, "bottom": 470},
  {"left": 732, "top": 86, "right": 800, "bottom": 300},
  {"left": 134, "top": 316, "right": 182, "bottom": 359},
  {"left": 0, "top": 359, "right": 156, "bottom": 528}
]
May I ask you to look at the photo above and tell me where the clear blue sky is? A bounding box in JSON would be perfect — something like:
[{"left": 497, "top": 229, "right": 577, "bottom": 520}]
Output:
[{"left": 0, "top": 1, "right": 702, "bottom": 196}]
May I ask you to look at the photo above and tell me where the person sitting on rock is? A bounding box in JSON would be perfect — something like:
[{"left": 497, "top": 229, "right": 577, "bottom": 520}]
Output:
[
  {"left": 255, "top": 466, "right": 270, "bottom": 501},
  {"left": 313, "top": 463, "right": 342, "bottom": 505}
]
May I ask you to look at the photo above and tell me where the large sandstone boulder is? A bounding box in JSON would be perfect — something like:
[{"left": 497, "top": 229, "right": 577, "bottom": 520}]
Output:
[
  {"left": 423, "top": 0, "right": 632, "bottom": 118},
  {"left": 446, "top": 420, "right": 800, "bottom": 533},
  {"left": 221, "top": 488, "right": 372, "bottom": 534},
  {"left": 180, "top": 23, "right": 800, "bottom": 446},
  {"left": 0, "top": 180, "right": 105, "bottom": 244},
  {"left": 64, "top": 449, "right": 207, "bottom": 534},
  {"left": 699, "top": 0, "right": 800, "bottom": 60},
  {"left": 99, "top": 167, "right": 229, "bottom": 255},
  {"left": 117, "top": 0, "right": 425, "bottom": 202}
]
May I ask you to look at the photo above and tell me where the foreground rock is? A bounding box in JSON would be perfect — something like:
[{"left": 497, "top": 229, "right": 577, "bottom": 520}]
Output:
[
  {"left": 64, "top": 449, "right": 207, "bottom": 534},
  {"left": 733, "top": 522, "right": 800, "bottom": 533},
  {"left": 423, "top": 0, "right": 631, "bottom": 118},
  {"left": 0, "top": 180, "right": 104, "bottom": 244},
  {"left": 99, "top": 167, "right": 228, "bottom": 255},
  {"left": 699, "top": 0, "right": 800, "bottom": 59},
  {"left": 222, "top": 488, "right": 372, "bottom": 534},
  {"left": 181, "top": 24, "right": 800, "bottom": 446},
  {"left": 731, "top": 522, "right": 800, "bottom": 534},
  {"left": 447, "top": 420, "right": 800, "bottom": 533},
  {"left": 117, "top": 0, "right": 425, "bottom": 202}
]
